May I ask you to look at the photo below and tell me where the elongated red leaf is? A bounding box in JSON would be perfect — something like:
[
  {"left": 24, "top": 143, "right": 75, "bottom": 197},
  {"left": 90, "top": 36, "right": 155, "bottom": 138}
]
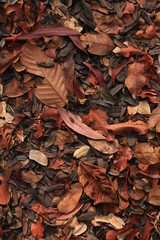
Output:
[
  {"left": 83, "top": 62, "right": 106, "bottom": 88},
  {"left": 69, "top": 36, "right": 88, "bottom": 54},
  {"left": 58, "top": 107, "right": 106, "bottom": 140},
  {"left": 18, "top": 27, "right": 80, "bottom": 40}
]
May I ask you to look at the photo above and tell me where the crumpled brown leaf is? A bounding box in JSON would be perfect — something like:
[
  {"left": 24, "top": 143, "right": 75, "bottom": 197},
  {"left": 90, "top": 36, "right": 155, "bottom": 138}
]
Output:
[
  {"left": 80, "top": 33, "right": 114, "bottom": 56},
  {"left": 78, "top": 162, "right": 118, "bottom": 205},
  {"left": 134, "top": 143, "right": 160, "bottom": 164},
  {"left": 148, "top": 185, "right": 160, "bottom": 206}
]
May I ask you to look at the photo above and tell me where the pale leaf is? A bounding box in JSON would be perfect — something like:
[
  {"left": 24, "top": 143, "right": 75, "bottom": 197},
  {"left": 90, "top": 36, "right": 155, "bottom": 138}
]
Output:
[
  {"left": 107, "top": 213, "right": 125, "bottom": 230},
  {"left": 73, "top": 145, "right": 90, "bottom": 159},
  {"left": 29, "top": 150, "right": 48, "bottom": 166},
  {"left": 72, "top": 223, "right": 87, "bottom": 236},
  {"left": 88, "top": 139, "right": 119, "bottom": 154}
]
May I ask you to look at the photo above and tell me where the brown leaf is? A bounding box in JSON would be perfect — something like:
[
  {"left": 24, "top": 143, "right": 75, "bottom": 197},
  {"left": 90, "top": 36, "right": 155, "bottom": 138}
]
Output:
[
  {"left": 0, "top": 175, "right": 10, "bottom": 205},
  {"left": 78, "top": 162, "right": 118, "bottom": 205},
  {"left": 58, "top": 107, "right": 106, "bottom": 140},
  {"left": 88, "top": 139, "right": 119, "bottom": 154},
  {"left": 114, "top": 146, "right": 133, "bottom": 172},
  {"left": 20, "top": 43, "right": 68, "bottom": 107},
  {"left": 125, "top": 63, "right": 147, "bottom": 99},
  {"left": 80, "top": 33, "right": 114, "bottom": 56},
  {"left": 21, "top": 170, "right": 43, "bottom": 183},
  {"left": 118, "top": 46, "right": 145, "bottom": 57},
  {"left": 58, "top": 183, "right": 82, "bottom": 213},
  {"left": 148, "top": 105, "right": 160, "bottom": 132},
  {"left": 148, "top": 185, "right": 160, "bottom": 206},
  {"left": 54, "top": 130, "right": 74, "bottom": 150},
  {"left": 5, "top": 74, "right": 35, "bottom": 98},
  {"left": 134, "top": 143, "right": 160, "bottom": 164},
  {"left": 31, "top": 217, "right": 44, "bottom": 239}
]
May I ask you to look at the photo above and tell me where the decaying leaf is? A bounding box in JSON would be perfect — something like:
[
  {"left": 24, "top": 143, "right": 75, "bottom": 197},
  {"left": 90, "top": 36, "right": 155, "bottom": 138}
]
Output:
[
  {"left": 78, "top": 162, "right": 117, "bottom": 205},
  {"left": 94, "top": 215, "right": 109, "bottom": 224},
  {"left": 20, "top": 43, "right": 68, "bottom": 107},
  {"left": 137, "top": 101, "right": 151, "bottom": 115},
  {"left": 0, "top": 175, "right": 10, "bottom": 205},
  {"left": 73, "top": 145, "right": 90, "bottom": 159},
  {"left": 148, "top": 185, "right": 160, "bottom": 206},
  {"left": 58, "top": 107, "right": 106, "bottom": 140},
  {"left": 88, "top": 139, "right": 119, "bottom": 154},
  {"left": 29, "top": 150, "right": 48, "bottom": 166},
  {"left": 148, "top": 105, "right": 160, "bottom": 132},
  {"left": 107, "top": 213, "right": 125, "bottom": 230},
  {"left": 114, "top": 146, "right": 133, "bottom": 172},
  {"left": 58, "top": 183, "right": 82, "bottom": 213},
  {"left": 80, "top": 33, "right": 114, "bottom": 56},
  {"left": 125, "top": 63, "right": 147, "bottom": 99},
  {"left": 21, "top": 170, "right": 43, "bottom": 183},
  {"left": 72, "top": 223, "right": 87, "bottom": 236},
  {"left": 134, "top": 143, "right": 160, "bottom": 164}
]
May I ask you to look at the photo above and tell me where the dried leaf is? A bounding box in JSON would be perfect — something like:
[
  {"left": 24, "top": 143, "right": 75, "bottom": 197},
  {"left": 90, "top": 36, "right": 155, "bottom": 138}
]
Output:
[
  {"left": 21, "top": 43, "right": 68, "bottom": 107},
  {"left": 0, "top": 51, "right": 21, "bottom": 75},
  {"left": 5, "top": 75, "right": 35, "bottom": 98},
  {"left": 18, "top": 26, "right": 80, "bottom": 40},
  {"left": 0, "top": 175, "right": 10, "bottom": 205},
  {"left": 88, "top": 139, "right": 119, "bottom": 154},
  {"left": 78, "top": 162, "right": 117, "bottom": 205},
  {"left": 148, "top": 185, "right": 160, "bottom": 206},
  {"left": 114, "top": 146, "right": 133, "bottom": 172},
  {"left": 80, "top": 33, "right": 114, "bottom": 56},
  {"left": 125, "top": 63, "right": 147, "bottom": 99},
  {"left": 58, "top": 107, "right": 106, "bottom": 140},
  {"left": 107, "top": 213, "right": 125, "bottom": 230},
  {"left": 58, "top": 183, "right": 82, "bottom": 213},
  {"left": 72, "top": 223, "right": 87, "bottom": 236},
  {"left": 56, "top": 203, "right": 83, "bottom": 220},
  {"left": 148, "top": 105, "right": 160, "bottom": 132},
  {"left": 49, "top": 158, "right": 64, "bottom": 170},
  {"left": 54, "top": 130, "right": 74, "bottom": 150},
  {"left": 107, "top": 120, "right": 148, "bottom": 135},
  {"left": 29, "top": 150, "right": 48, "bottom": 166},
  {"left": 21, "top": 170, "right": 43, "bottom": 183},
  {"left": 134, "top": 143, "right": 160, "bottom": 164},
  {"left": 137, "top": 101, "right": 151, "bottom": 115},
  {"left": 94, "top": 215, "right": 109, "bottom": 223},
  {"left": 73, "top": 145, "right": 90, "bottom": 159},
  {"left": 31, "top": 217, "right": 44, "bottom": 239}
]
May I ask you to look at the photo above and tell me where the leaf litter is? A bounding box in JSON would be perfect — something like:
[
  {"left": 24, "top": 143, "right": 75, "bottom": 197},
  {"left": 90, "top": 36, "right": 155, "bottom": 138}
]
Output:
[{"left": 1, "top": 0, "right": 160, "bottom": 239}]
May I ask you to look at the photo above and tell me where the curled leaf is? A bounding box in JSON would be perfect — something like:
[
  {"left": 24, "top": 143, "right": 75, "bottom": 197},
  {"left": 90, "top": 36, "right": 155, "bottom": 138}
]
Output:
[{"left": 88, "top": 139, "right": 119, "bottom": 154}]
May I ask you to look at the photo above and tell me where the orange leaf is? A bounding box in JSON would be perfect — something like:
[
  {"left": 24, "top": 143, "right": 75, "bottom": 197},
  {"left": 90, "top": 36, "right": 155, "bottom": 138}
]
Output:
[
  {"left": 20, "top": 43, "right": 68, "bottom": 107},
  {"left": 58, "top": 182, "right": 82, "bottom": 213},
  {"left": 0, "top": 175, "right": 10, "bottom": 205},
  {"left": 148, "top": 185, "right": 160, "bottom": 206},
  {"left": 125, "top": 62, "right": 147, "bottom": 99},
  {"left": 78, "top": 162, "right": 117, "bottom": 205},
  {"left": 31, "top": 217, "right": 44, "bottom": 239},
  {"left": 114, "top": 146, "right": 133, "bottom": 172}
]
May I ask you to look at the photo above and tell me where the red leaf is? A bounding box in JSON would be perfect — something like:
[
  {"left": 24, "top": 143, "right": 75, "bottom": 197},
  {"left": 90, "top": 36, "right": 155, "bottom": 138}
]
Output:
[
  {"left": 69, "top": 36, "right": 88, "bottom": 54},
  {"left": 18, "top": 27, "right": 80, "bottom": 40},
  {"left": 119, "top": 46, "right": 145, "bottom": 57},
  {"left": 83, "top": 62, "right": 106, "bottom": 88},
  {"left": 73, "top": 76, "right": 85, "bottom": 99},
  {"left": 140, "top": 216, "right": 153, "bottom": 240},
  {"left": 112, "top": 58, "right": 134, "bottom": 84},
  {"left": 33, "top": 122, "right": 45, "bottom": 139},
  {"left": 31, "top": 217, "right": 44, "bottom": 239},
  {"left": 49, "top": 158, "right": 64, "bottom": 170},
  {"left": 122, "top": 2, "right": 135, "bottom": 15},
  {"left": 0, "top": 175, "right": 10, "bottom": 205},
  {"left": 58, "top": 107, "right": 106, "bottom": 140}
]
